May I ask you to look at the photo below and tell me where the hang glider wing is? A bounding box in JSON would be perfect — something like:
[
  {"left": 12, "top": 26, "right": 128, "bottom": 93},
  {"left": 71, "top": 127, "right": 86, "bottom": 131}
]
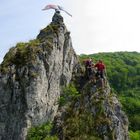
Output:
[
  {"left": 42, "top": 4, "right": 59, "bottom": 11},
  {"left": 58, "top": 5, "right": 72, "bottom": 17},
  {"left": 42, "top": 4, "right": 72, "bottom": 17}
]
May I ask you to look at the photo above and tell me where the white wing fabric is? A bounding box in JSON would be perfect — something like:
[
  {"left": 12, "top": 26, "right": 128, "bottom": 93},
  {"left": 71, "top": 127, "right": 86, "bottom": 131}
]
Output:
[
  {"left": 42, "top": 4, "right": 72, "bottom": 17},
  {"left": 42, "top": 4, "right": 59, "bottom": 11},
  {"left": 58, "top": 5, "right": 72, "bottom": 17}
]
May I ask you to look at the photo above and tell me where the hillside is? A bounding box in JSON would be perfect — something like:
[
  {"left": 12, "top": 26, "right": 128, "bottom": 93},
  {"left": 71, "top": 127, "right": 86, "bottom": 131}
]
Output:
[{"left": 80, "top": 52, "right": 140, "bottom": 137}]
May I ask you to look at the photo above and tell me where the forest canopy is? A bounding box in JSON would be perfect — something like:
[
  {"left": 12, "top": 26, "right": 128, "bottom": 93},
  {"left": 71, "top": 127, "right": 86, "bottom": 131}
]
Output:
[{"left": 80, "top": 52, "right": 140, "bottom": 136}]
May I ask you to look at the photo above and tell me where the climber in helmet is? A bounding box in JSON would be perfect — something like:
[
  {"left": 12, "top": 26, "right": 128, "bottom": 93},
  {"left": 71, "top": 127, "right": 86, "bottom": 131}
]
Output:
[{"left": 95, "top": 60, "right": 106, "bottom": 87}]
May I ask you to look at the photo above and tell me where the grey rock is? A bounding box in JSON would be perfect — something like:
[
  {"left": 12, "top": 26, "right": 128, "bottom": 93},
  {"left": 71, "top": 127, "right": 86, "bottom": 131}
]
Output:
[
  {"left": 0, "top": 12, "right": 78, "bottom": 140},
  {"left": 54, "top": 80, "right": 129, "bottom": 140}
]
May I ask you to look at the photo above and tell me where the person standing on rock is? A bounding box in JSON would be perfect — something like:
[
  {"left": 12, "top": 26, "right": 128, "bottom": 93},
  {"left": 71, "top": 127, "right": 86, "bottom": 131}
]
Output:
[
  {"left": 95, "top": 60, "right": 106, "bottom": 87},
  {"left": 52, "top": 10, "right": 64, "bottom": 24},
  {"left": 84, "top": 58, "right": 94, "bottom": 80}
]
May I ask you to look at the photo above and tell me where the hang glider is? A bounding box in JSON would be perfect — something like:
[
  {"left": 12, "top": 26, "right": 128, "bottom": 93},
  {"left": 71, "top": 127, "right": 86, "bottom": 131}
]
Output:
[{"left": 42, "top": 4, "right": 72, "bottom": 17}]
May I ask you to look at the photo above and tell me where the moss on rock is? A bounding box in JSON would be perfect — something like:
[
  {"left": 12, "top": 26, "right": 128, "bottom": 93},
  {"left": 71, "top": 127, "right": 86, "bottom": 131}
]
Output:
[{"left": 0, "top": 39, "right": 42, "bottom": 74}]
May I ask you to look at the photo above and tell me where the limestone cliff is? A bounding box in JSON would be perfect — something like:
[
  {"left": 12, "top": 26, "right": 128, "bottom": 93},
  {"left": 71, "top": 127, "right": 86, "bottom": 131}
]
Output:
[
  {"left": 0, "top": 12, "right": 78, "bottom": 140},
  {"left": 0, "top": 12, "right": 129, "bottom": 140},
  {"left": 54, "top": 79, "right": 129, "bottom": 140}
]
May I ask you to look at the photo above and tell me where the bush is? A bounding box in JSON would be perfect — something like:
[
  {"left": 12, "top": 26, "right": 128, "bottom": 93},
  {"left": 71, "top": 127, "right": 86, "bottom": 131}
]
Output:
[
  {"left": 27, "top": 122, "right": 58, "bottom": 140},
  {"left": 58, "top": 84, "right": 80, "bottom": 106}
]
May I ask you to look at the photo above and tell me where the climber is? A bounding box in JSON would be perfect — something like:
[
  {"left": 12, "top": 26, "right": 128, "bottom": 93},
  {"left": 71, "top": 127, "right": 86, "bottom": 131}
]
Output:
[
  {"left": 95, "top": 60, "right": 105, "bottom": 78},
  {"left": 84, "top": 58, "right": 94, "bottom": 80},
  {"left": 52, "top": 10, "right": 64, "bottom": 24},
  {"left": 95, "top": 60, "right": 106, "bottom": 87}
]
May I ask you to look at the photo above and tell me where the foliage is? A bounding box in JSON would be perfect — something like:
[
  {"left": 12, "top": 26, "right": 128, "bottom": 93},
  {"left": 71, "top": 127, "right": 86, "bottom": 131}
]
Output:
[
  {"left": 59, "top": 84, "right": 80, "bottom": 106},
  {"left": 62, "top": 84, "right": 115, "bottom": 140},
  {"left": 80, "top": 52, "right": 140, "bottom": 93},
  {"left": 129, "top": 131, "right": 140, "bottom": 140},
  {"left": 80, "top": 52, "right": 140, "bottom": 132},
  {"left": 0, "top": 39, "right": 41, "bottom": 73},
  {"left": 27, "top": 122, "right": 58, "bottom": 140},
  {"left": 63, "top": 107, "right": 101, "bottom": 140}
]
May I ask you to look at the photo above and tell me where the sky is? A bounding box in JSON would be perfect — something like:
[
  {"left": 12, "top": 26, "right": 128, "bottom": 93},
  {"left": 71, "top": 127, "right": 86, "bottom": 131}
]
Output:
[{"left": 1, "top": 0, "right": 140, "bottom": 63}]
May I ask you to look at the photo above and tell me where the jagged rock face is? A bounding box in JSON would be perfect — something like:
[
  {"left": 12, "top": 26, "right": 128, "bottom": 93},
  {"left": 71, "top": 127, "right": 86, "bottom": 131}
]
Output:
[
  {"left": 82, "top": 83, "right": 129, "bottom": 140},
  {"left": 0, "top": 12, "right": 78, "bottom": 140},
  {"left": 54, "top": 81, "right": 129, "bottom": 140}
]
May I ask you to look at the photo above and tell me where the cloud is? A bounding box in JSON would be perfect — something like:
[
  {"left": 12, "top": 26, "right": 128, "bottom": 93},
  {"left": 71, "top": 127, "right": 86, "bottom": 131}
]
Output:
[
  {"left": 0, "top": 0, "right": 140, "bottom": 60},
  {"left": 66, "top": 0, "right": 140, "bottom": 54}
]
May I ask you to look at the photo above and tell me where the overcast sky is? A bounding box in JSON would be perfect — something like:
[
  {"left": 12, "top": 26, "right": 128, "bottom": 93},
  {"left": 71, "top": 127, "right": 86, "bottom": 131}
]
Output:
[{"left": 1, "top": 0, "right": 140, "bottom": 63}]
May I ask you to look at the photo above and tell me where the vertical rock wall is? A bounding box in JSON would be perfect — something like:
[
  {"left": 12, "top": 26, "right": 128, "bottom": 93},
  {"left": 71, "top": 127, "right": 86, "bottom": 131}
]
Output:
[{"left": 0, "top": 12, "right": 78, "bottom": 140}]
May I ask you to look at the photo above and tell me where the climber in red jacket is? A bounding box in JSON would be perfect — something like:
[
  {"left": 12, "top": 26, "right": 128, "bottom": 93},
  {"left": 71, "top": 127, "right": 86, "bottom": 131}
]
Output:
[
  {"left": 94, "top": 60, "right": 106, "bottom": 88},
  {"left": 95, "top": 60, "right": 106, "bottom": 79}
]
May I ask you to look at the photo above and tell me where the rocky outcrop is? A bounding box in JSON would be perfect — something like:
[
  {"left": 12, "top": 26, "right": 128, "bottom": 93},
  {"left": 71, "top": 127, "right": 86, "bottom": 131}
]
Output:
[
  {"left": 54, "top": 78, "right": 129, "bottom": 140},
  {"left": 0, "top": 12, "right": 78, "bottom": 140},
  {"left": 0, "top": 11, "right": 129, "bottom": 140}
]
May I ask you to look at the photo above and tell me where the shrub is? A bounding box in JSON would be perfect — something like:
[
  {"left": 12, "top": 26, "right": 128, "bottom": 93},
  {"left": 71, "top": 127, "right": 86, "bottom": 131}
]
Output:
[
  {"left": 58, "top": 84, "right": 80, "bottom": 106},
  {"left": 27, "top": 122, "right": 58, "bottom": 140}
]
